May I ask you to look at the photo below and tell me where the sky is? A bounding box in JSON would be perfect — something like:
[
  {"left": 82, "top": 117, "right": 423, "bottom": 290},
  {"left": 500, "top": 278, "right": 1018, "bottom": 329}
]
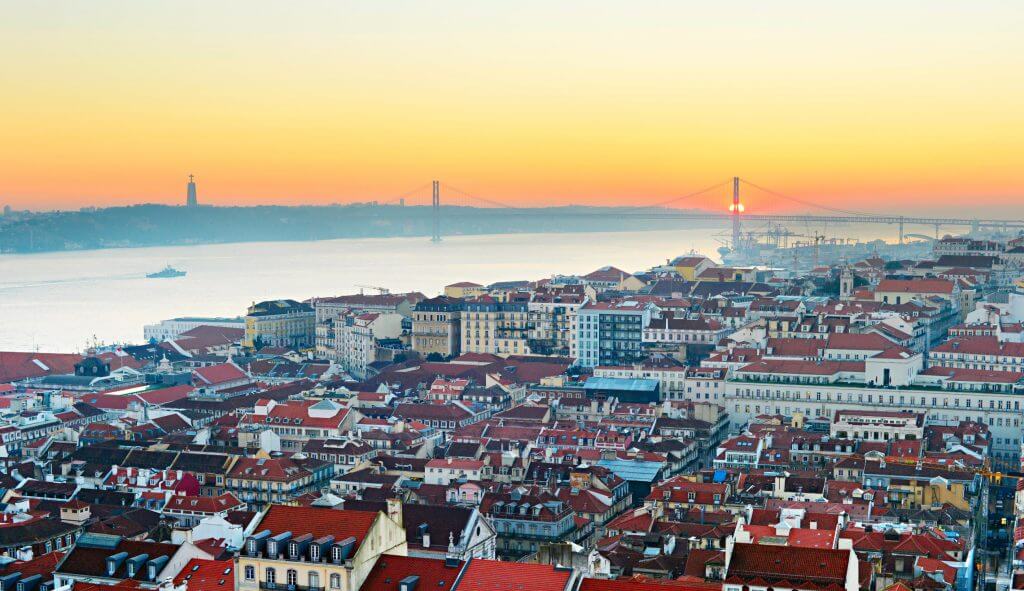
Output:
[{"left": 2, "top": 1, "right": 1023, "bottom": 215}]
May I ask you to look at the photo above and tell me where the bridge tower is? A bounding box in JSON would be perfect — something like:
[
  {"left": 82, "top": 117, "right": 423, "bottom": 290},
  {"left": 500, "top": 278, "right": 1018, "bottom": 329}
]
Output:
[
  {"left": 731, "top": 176, "right": 741, "bottom": 250},
  {"left": 431, "top": 180, "right": 441, "bottom": 242}
]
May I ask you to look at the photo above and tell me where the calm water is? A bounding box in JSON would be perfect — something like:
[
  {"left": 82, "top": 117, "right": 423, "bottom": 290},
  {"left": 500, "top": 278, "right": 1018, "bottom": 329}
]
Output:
[{"left": 0, "top": 229, "right": 727, "bottom": 352}]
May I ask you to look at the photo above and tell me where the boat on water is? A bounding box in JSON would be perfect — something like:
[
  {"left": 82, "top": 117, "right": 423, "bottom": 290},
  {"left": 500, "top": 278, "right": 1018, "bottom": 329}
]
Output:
[{"left": 146, "top": 265, "right": 187, "bottom": 279}]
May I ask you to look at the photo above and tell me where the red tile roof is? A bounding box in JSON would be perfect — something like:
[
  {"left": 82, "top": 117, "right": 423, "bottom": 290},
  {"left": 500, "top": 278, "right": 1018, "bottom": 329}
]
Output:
[
  {"left": 875, "top": 279, "right": 954, "bottom": 295},
  {"left": 227, "top": 457, "right": 313, "bottom": 482},
  {"left": 427, "top": 458, "right": 485, "bottom": 470},
  {"left": 0, "top": 352, "right": 81, "bottom": 383},
  {"left": 362, "top": 555, "right": 463, "bottom": 591},
  {"left": 247, "top": 399, "right": 350, "bottom": 429},
  {"left": 648, "top": 478, "right": 728, "bottom": 505},
  {"left": 455, "top": 559, "right": 573, "bottom": 591},
  {"left": 580, "top": 578, "right": 722, "bottom": 591},
  {"left": 583, "top": 266, "right": 632, "bottom": 282},
  {"left": 921, "top": 366, "right": 1024, "bottom": 383},
  {"left": 252, "top": 505, "right": 378, "bottom": 551},
  {"left": 164, "top": 493, "right": 245, "bottom": 514},
  {"left": 824, "top": 333, "right": 899, "bottom": 351},
  {"left": 788, "top": 527, "right": 838, "bottom": 549},
  {"left": 931, "top": 336, "right": 1024, "bottom": 358},
  {"left": 136, "top": 385, "right": 194, "bottom": 405},
  {"left": 193, "top": 363, "right": 248, "bottom": 386},
  {"left": 726, "top": 542, "right": 851, "bottom": 586},
  {"left": 173, "top": 558, "right": 234, "bottom": 591}
]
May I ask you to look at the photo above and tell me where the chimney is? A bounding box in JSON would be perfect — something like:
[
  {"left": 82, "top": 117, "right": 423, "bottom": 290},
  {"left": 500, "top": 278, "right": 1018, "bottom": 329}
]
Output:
[
  {"left": 386, "top": 497, "right": 403, "bottom": 527},
  {"left": 399, "top": 576, "right": 419, "bottom": 591},
  {"left": 419, "top": 523, "right": 431, "bottom": 549}
]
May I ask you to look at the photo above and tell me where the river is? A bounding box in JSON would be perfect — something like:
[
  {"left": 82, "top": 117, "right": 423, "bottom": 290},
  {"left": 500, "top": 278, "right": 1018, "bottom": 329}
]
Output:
[{"left": 0, "top": 229, "right": 729, "bottom": 352}]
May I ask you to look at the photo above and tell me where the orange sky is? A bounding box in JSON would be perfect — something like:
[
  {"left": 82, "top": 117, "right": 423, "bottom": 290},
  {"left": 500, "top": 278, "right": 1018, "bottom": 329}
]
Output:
[{"left": 2, "top": 2, "right": 1022, "bottom": 215}]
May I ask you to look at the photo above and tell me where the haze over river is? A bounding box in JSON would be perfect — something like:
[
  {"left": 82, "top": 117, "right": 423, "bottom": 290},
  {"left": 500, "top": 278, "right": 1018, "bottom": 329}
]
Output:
[{"left": 1, "top": 229, "right": 733, "bottom": 352}]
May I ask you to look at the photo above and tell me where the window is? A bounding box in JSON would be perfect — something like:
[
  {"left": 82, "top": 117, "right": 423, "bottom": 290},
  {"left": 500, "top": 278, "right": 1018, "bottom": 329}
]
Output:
[
  {"left": 287, "top": 570, "right": 298, "bottom": 587},
  {"left": 245, "top": 566, "right": 255, "bottom": 581},
  {"left": 308, "top": 573, "right": 320, "bottom": 589},
  {"left": 266, "top": 568, "right": 277, "bottom": 585},
  {"left": 330, "top": 574, "right": 341, "bottom": 589}
]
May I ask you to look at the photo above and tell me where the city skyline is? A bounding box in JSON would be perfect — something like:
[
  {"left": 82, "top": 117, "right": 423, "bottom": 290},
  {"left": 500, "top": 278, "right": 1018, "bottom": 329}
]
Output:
[{"left": 2, "top": 1, "right": 1023, "bottom": 214}]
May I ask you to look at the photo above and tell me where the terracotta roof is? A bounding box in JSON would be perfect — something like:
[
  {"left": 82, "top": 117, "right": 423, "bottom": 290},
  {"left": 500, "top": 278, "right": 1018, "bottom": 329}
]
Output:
[
  {"left": 252, "top": 505, "right": 378, "bottom": 552},
  {"left": 193, "top": 363, "right": 248, "bottom": 386},
  {"left": 246, "top": 399, "right": 350, "bottom": 429},
  {"left": 583, "top": 266, "right": 632, "bottom": 282},
  {"left": 454, "top": 559, "right": 573, "bottom": 591},
  {"left": 737, "top": 359, "right": 864, "bottom": 376},
  {"left": 0, "top": 351, "right": 82, "bottom": 383},
  {"left": 173, "top": 558, "right": 234, "bottom": 591},
  {"left": 875, "top": 279, "right": 954, "bottom": 295},
  {"left": 164, "top": 493, "right": 244, "bottom": 514},
  {"left": 136, "top": 385, "right": 194, "bottom": 405},
  {"left": 580, "top": 578, "right": 722, "bottom": 591},
  {"left": 931, "top": 336, "right": 1024, "bottom": 358},
  {"left": 227, "top": 457, "right": 312, "bottom": 482},
  {"left": 727, "top": 542, "right": 851, "bottom": 585},
  {"left": 363, "top": 555, "right": 463, "bottom": 591},
  {"left": 921, "top": 366, "right": 1024, "bottom": 383}
]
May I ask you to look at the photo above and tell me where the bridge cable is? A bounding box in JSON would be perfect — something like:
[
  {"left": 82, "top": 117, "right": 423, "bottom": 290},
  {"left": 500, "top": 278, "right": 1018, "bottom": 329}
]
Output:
[
  {"left": 739, "top": 179, "right": 882, "bottom": 218},
  {"left": 379, "top": 183, "right": 433, "bottom": 205},
  {"left": 439, "top": 183, "right": 522, "bottom": 209},
  {"left": 625, "top": 179, "right": 733, "bottom": 212},
  {"left": 440, "top": 179, "right": 733, "bottom": 214}
]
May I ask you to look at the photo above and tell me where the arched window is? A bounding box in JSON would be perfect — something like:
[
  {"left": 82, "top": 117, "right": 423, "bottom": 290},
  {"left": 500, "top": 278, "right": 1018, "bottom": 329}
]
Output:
[
  {"left": 265, "top": 568, "right": 276, "bottom": 585},
  {"left": 287, "top": 570, "right": 298, "bottom": 587}
]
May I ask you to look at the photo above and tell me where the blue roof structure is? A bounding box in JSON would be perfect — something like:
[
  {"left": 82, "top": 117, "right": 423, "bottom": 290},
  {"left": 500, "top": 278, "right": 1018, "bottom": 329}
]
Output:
[
  {"left": 583, "top": 377, "right": 659, "bottom": 392},
  {"left": 596, "top": 459, "right": 664, "bottom": 483}
]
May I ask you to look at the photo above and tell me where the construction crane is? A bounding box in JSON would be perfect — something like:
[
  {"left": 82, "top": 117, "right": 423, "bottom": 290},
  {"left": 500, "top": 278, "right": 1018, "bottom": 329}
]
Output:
[{"left": 355, "top": 284, "right": 391, "bottom": 295}]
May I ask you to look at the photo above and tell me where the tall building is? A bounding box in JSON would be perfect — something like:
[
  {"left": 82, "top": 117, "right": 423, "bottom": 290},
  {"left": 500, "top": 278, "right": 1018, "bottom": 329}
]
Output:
[
  {"left": 574, "top": 300, "right": 656, "bottom": 368},
  {"left": 461, "top": 295, "right": 531, "bottom": 356},
  {"left": 244, "top": 299, "right": 316, "bottom": 349},
  {"left": 186, "top": 174, "right": 198, "bottom": 207},
  {"left": 412, "top": 295, "right": 464, "bottom": 358}
]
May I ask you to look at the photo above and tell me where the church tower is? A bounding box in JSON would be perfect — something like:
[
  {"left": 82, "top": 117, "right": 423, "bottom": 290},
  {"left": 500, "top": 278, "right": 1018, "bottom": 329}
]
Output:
[
  {"left": 839, "top": 265, "right": 854, "bottom": 300},
  {"left": 186, "top": 174, "right": 198, "bottom": 207}
]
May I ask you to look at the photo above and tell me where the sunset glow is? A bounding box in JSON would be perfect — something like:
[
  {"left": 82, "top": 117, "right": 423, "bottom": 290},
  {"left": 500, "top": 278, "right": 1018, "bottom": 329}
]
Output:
[{"left": 2, "top": 1, "right": 1023, "bottom": 214}]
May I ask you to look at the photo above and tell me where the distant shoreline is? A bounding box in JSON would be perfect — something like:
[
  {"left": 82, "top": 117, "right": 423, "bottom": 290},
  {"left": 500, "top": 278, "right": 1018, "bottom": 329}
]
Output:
[{"left": 0, "top": 203, "right": 721, "bottom": 255}]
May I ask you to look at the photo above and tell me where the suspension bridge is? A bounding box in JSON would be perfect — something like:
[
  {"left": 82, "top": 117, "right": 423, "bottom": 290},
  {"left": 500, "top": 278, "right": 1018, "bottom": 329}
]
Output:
[{"left": 377, "top": 177, "right": 1024, "bottom": 246}]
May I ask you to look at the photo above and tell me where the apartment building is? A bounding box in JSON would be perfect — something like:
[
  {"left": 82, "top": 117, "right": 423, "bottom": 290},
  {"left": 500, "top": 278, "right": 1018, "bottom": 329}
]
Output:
[
  {"left": 238, "top": 503, "right": 406, "bottom": 591},
  {"left": 527, "top": 288, "right": 584, "bottom": 357},
  {"left": 722, "top": 353, "right": 1024, "bottom": 464},
  {"left": 461, "top": 295, "right": 531, "bottom": 356},
  {"left": 411, "top": 296, "right": 464, "bottom": 358},
  {"left": 244, "top": 300, "right": 315, "bottom": 349},
  {"left": 574, "top": 300, "right": 657, "bottom": 368}
]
